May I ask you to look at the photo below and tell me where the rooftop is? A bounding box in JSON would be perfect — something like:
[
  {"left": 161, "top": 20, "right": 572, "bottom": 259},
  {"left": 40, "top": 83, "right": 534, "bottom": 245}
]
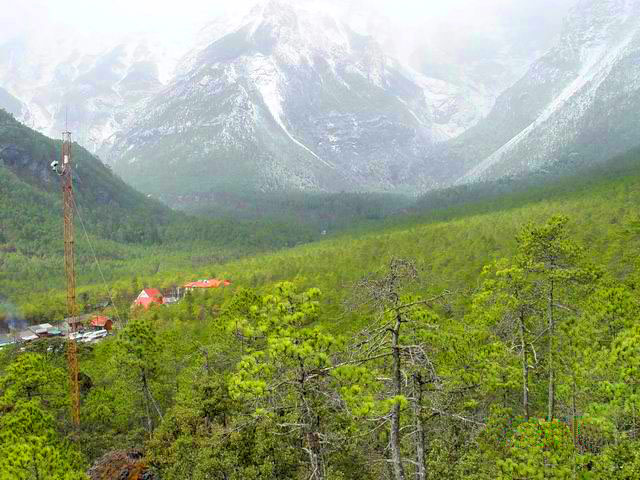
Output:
[
  {"left": 90, "top": 316, "right": 112, "bottom": 327},
  {"left": 66, "top": 314, "right": 92, "bottom": 324},
  {"left": 19, "top": 331, "right": 39, "bottom": 341},
  {"left": 29, "top": 323, "right": 54, "bottom": 334},
  {"left": 184, "top": 279, "right": 232, "bottom": 289}
]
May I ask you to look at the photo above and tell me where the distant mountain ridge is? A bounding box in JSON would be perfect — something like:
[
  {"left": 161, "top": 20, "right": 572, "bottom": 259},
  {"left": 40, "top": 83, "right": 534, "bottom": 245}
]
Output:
[
  {"left": 448, "top": 0, "right": 640, "bottom": 183},
  {"left": 0, "top": 35, "right": 178, "bottom": 151},
  {"left": 100, "top": 0, "right": 487, "bottom": 198},
  {"left": 0, "top": 87, "right": 27, "bottom": 120},
  {"left": 4, "top": 0, "right": 640, "bottom": 205},
  {"left": 103, "top": 0, "right": 640, "bottom": 200}
]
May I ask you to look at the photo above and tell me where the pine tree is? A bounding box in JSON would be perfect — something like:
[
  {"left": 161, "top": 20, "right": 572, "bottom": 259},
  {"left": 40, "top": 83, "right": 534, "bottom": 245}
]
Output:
[
  {"left": 229, "top": 282, "right": 337, "bottom": 480},
  {"left": 516, "top": 216, "right": 597, "bottom": 421}
]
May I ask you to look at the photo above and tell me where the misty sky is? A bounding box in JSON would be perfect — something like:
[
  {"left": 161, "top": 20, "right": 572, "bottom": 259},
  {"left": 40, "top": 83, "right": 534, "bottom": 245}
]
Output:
[{"left": 0, "top": 0, "right": 578, "bottom": 71}]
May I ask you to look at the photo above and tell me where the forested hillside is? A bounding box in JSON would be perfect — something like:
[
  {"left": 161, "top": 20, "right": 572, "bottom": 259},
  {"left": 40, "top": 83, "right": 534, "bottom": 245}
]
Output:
[
  {"left": 0, "top": 108, "right": 172, "bottom": 249},
  {"left": 173, "top": 189, "right": 412, "bottom": 231},
  {"left": 2, "top": 142, "right": 640, "bottom": 477},
  {"left": 0, "top": 109, "right": 410, "bottom": 301},
  {"left": 0, "top": 107, "right": 331, "bottom": 255}
]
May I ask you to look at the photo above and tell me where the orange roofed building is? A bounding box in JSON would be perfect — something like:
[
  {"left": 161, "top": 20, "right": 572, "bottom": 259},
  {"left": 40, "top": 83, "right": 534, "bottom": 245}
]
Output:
[
  {"left": 183, "top": 279, "right": 232, "bottom": 291},
  {"left": 90, "top": 316, "right": 113, "bottom": 331},
  {"left": 133, "top": 289, "right": 164, "bottom": 309}
]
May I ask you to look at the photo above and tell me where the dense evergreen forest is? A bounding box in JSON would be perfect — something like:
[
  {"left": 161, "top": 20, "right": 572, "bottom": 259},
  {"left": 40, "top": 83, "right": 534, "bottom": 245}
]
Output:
[
  {"left": 3, "top": 140, "right": 640, "bottom": 477},
  {"left": 178, "top": 189, "right": 413, "bottom": 229}
]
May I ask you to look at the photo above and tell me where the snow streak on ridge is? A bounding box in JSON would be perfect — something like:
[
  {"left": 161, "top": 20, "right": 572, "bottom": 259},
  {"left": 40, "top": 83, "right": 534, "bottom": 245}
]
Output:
[{"left": 460, "top": 11, "right": 640, "bottom": 183}]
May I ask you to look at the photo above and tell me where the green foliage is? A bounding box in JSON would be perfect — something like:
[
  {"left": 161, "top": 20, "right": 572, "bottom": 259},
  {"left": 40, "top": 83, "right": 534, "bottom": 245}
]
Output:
[
  {"left": 119, "top": 317, "right": 161, "bottom": 374},
  {"left": 590, "top": 441, "right": 640, "bottom": 479},
  {"left": 3, "top": 205, "right": 640, "bottom": 477},
  {"left": 148, "top": 409, "right": 300, "bottom": 480},
  {"left": 516, "top": 215, "right": 597, "bottom": 283},
  {"left": 185, "top": 189, "right": 412, "bottom": 233},
  {"left": 229, "top": 283, "right": 332, "bottom": 398},
  {"left": 0, "top": 353, "right": 87, "bottom": 479},
  {"left": 498, "top": 419, "right": 578, "bottom": 479},
  {"left": 606, "top": 323, "right": 640, "bottom": 429},
  {"left": 5, "top": 131, "right": 640, "bottom": 477}
]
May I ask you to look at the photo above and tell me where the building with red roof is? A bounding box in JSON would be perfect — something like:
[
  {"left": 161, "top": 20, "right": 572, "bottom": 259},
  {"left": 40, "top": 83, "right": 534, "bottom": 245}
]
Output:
[
  {"left": 133, "top": 289, "right": 164, "bottom": 309},
  {"left": 183, "top": 279, "right": 231, "bottom": 291},
  {"left": 90, "top": 315, "right": 113, "bottom": 331}
]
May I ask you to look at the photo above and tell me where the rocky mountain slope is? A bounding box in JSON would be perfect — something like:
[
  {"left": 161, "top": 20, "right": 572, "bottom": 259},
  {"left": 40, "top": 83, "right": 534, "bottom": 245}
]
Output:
[
  {"left": 0, "top": 87, "right": 28, "bottom": 120},
  {"left": 101, "top": 0, "right": 487, "bottom": 199},
  {"left": 5, "top": 0, "right": 640, "bottom": 201},
  {"left": 0, "top": 35, "right": 177, "bottom": 151},
  {"left": 449, "top": 0, "right": 640, "bottom": 183}
]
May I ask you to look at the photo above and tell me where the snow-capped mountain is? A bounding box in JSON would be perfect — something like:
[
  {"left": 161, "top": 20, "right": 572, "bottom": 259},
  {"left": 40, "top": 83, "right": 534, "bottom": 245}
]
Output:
[
  {"left": 451, "top": 0, "right": 640, "bottom": 183},
  {"left": 6, "top": 0, "right": 636, "bottom": 200},
  {"left": 102, "top": 0, "right": 488, "bottom": 198},
  {"left": 0, "top": 34, "right": 179, "bottom": 150}
]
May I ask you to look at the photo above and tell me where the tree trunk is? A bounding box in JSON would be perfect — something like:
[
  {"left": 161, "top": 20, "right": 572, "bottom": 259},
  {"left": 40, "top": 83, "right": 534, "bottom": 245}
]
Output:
[
  {"left": 413, "top": 375, "right": 426, "bottom": 480},
  {"left": 300, "top": 368, "right": 325, "bottom": 480},
  {"left": 572, "top": 376, "right": 577, "bottom": 446},
  {"left": 303, "top": 408, "right": 325, "bottom": 480},
  {"left": 390, "top": 316, "right": 406, "bottom": 480},
  {"left": 141, "top": 371, "right": 153, "bottom": 433},
  {"left": 305, "top": 429, "right": 325, "bottom": 480},
  {"left": 547, "top": 280, "right": 555, "bottom": 422},
  {"left": 518, "top": 309, "right": 530, "bottom": 421}
]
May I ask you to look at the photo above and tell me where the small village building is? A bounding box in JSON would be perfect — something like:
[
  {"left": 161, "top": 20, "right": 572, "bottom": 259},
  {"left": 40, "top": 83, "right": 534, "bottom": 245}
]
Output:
[
  {"left": 65, "top": 314, "right": 91, "bottom": 332},
  {"left": 47, "top": 327, "right": 63, "bottom": 336},
  {"left": 19, "top": 330, "right": 38, "bottom": 342},
  {"left": 29, "top": 323, "right": 54, "bottom": 338},
  {"left": 162, "top": 296, "right": 179, "bottom": 305},
  {"left": 133, "top": 289, "right": 164, "bottom": 309},
  {"left": 90, "top": 315, "right": 113, "bottom": 331},
  {"left": 183, "top": 279, "right": 232, "bottom": 292}
]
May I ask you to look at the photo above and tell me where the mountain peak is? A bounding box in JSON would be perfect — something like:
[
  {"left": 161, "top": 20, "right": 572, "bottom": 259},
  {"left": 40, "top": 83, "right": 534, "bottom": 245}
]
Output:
[
  {"left": 248, "top": 0, "right": 298, "bottom": 28},
  {"left": 199, "top": 0, "right": 351, "bottom": 64},
  {"left": 102, "top": 0, "right": 488, "bottom": 200}
]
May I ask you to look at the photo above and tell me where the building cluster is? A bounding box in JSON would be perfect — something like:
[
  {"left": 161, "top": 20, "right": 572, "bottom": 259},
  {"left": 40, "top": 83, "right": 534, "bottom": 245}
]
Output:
[
  {"left": 132, "top": 278, "right": 232, "bottom": 310},
  {"left": 0, "top": 314, "right": 114, "bottom": 349},
  {"left": 0, "top": 278, "right": 233, "bottom": 349}
]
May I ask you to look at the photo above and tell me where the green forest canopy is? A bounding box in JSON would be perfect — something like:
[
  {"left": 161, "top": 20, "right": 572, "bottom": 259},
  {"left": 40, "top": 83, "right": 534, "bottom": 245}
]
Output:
[{"left": 3, "top": 110, "right": 640, "bottom": 477}]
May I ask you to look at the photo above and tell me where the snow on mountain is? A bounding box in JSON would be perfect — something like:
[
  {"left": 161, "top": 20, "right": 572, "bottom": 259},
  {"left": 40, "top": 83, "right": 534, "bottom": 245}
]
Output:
[
  {"left": 0, "top": 33, "right": 182, "bottom": 151},
  {"left": 7, "top": 0, "right": 631, "bottom": 199},
  {"left": 453, "top": 0, "right": 640, "bottom": 183},
  {"left": 103, "top": 0, "right": 488, "bottom": 199}
]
